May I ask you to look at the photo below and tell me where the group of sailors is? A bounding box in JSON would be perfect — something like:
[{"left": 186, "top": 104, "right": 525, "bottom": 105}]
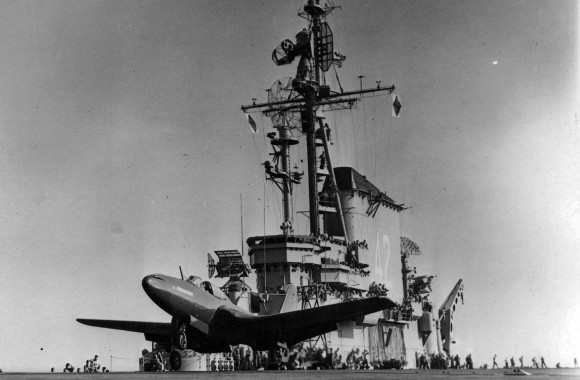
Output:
[
  {"left": 415, "top": 353, "right": 578, "bottom": 371},
  {"left": 342, "top": 348, "right": 371, "bottom": 369},
  {"left": 293, "top": 282, "right": 389, "bottom": 302},
  {"left": 211, "top": 346, "right": 268, "bottom": 371},
  {"left": 210, "top": 345, "right": 348, "bottom": 372},
  {"left": 487, "top": 354, "right": 577, "bottom": 370},
  {"left": 210, "top": 345, "right": 382, "bottom": 371},
  {"left": 226, "top": 345, "right": 410, "bottom": 371},
  {"left": 294, "top": 283, "right": 340, "bottom": 300},
  {"left": 350, "top": 240, "right": 369, "bottom": 250},
  {"left": 53, "top": 355, "right": 108, "bottom": 373},
  {"left": 493, "top": 355, "right": 549, "bottom": 369},
  {"left": 367, "top": 281, "right": 388, "bottom": 297},
  {"left": 297, "top": 283, "right": 333, "bottom": 300},
  {"left": 210, "top": 356, "right": 236, "bottom": 371},
  {"left": 419, "top": 352, "right": 473, "bottom": 370},
  {"left": 398, "top": 302, "right": 414, "bottom": 320},
  {"left": 148, "top": 346, "right": 579, "bottom": 373},
  {"left": 146, "top": 347, "right": 578, "bottom": 372},
  {"left": 332, "top": 347, "right": 407, "bottom": 370},
  {"left": 147, "top": 351, "right": 166, "bottom": 372}
]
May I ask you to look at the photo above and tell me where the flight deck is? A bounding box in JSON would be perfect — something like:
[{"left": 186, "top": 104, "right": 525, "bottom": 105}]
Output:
[{"left": 1, "top": 369, "right": 579, "bottom": 380}]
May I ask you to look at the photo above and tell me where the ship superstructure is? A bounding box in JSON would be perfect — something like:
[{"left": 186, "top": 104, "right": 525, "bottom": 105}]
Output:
[{"left": 211, "top": 0, "right": 464, "bottom": 370}]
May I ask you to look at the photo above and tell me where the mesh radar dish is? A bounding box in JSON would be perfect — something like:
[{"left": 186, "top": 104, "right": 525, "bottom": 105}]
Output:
[
  {"left": 213, "top": 250, "right": 251, "bottom": 278},
  {"left": 265, "top": 78, "right": 302, "bottom": 131},
  {"left": 401, "top": 236, "right": 422, "bottom": 256},
  {"left": 316, "top": 22, "right": 334, "bottom": 72},
  {"left": 272, "top": 39, "right": 295, "bottom": 65}
]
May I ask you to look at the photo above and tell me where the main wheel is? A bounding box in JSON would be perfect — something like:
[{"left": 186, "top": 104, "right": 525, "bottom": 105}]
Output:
[
  {"left": 169, "top": 351, "right": 182, "bottom": 371},
  {"left": 177, "top": 331, "right": 187, "bottom": 350}
]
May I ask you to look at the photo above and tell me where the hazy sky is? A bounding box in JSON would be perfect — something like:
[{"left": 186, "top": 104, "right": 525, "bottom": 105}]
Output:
[{"left": 0, "top": 0, "right": 578, "bottom": 372}]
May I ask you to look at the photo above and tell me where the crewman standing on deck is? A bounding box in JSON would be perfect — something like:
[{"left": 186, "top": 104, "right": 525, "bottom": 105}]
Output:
[
  {"left": 453, "top": 354, "right": 460, "bottom": 369},
  {"left": 465, "top": 353, "right": 473, "bottom": 369},
  {"left": 93, "top": 355, "right": 101, "bottom": 372},
  {"left": 232, "top": 347, "right": 240, "bottom": 370}
]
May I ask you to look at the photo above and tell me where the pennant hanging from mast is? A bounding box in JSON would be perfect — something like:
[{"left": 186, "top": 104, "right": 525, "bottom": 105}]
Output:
[
  {"left": 245, "top": 113, "right": 258, "bottom": 133},
  {"left": 391, "top": 94, "right": 402, "bottom": 118}
]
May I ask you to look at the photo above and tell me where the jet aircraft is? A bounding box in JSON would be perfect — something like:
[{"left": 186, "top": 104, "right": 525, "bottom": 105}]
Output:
[{"left": 78, "top": 273, "right": 395, "bottom": 354}]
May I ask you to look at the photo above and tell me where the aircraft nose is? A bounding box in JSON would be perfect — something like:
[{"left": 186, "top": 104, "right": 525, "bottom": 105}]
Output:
[
  {"left": 142, "top": 274, "right": 164, "bottom": 294},
  {"left": 142, "top": 274, "right": 190, "bottom": 318}
]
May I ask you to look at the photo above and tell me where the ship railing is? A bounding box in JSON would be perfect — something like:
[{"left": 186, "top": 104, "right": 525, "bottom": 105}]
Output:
[
  {"left": 247, "top": 234, "right": 317, "bottom": 247},
  {"left": 247, "top": 233, "right": 347, "bottom": 249}
]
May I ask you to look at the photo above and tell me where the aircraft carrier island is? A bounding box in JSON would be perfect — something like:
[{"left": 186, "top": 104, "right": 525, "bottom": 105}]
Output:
[{"left": 78, "top": 0, "right": 465, "bottom": 372}]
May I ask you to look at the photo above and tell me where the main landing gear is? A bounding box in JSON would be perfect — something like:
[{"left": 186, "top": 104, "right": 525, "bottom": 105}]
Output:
[
  {"left": 168, "top": 332, "right": 186, "bottom": 371},
  {"left": 170, "top": 317, "right": 189, "bottom": 350},
  {"left": 176, "top": 330, "right": 187, "bottom": 350},
  {"left": 168, "top": 317, "right": 189, "bottom": 370},
  {"left": 169, "top": 350, "right": 182, "bottom": 371}
]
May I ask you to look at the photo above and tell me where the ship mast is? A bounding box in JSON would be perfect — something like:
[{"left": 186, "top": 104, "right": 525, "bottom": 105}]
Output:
[
  {"left": 275, "top": 125, "right": 295, "bottom": 222},
  {"left": 305, "top": 0, "right": 322, "bottom": 235},
  {"left": 242, "top": 0, "right": 395, "bottom": 239}
]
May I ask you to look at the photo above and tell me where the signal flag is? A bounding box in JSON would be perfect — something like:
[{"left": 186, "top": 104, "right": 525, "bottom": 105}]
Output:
[
  {"left": 332, "top": 50, "right": 346, "bottom": 67},
  {"left": 392, "top": 94, "right": 402, "bottom": 118},
  {"left": 246, "top": 113, "right": 257, "bottom": 133}
]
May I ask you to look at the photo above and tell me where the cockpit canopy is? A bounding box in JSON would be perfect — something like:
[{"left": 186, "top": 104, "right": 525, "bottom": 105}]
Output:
[
  {"left": 187, "top": 275, "right": 229, "bottom": 301},
  {"left": 187, "top": 275, "right": 203, "bottom": 287}
]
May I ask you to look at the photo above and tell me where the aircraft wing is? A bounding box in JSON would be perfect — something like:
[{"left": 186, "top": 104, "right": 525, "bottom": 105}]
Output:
[
  {"left": 272, "top": 295, "right": 395, "bottom": 325},
  {"left": 78, "top": 297, "right": 397, "bottom": 351},
  {"left": 77, "top": 319, "right": 171, "bottom": 343},
  {"left": 210, "top": 296, "right": 397, "bottom": 349},
  {"left": 267, "top": 296, "right": 397, "bottom": 345}
]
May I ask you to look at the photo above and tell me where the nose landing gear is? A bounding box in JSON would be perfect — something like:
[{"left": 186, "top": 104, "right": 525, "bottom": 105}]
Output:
[{"left": 168, "top": 318, "right": 189, "bottom": 371}]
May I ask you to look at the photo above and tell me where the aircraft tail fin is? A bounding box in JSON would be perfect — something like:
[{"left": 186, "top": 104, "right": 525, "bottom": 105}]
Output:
[{"left": 279, "top": 284, "right": 300, "bottom": 313}]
